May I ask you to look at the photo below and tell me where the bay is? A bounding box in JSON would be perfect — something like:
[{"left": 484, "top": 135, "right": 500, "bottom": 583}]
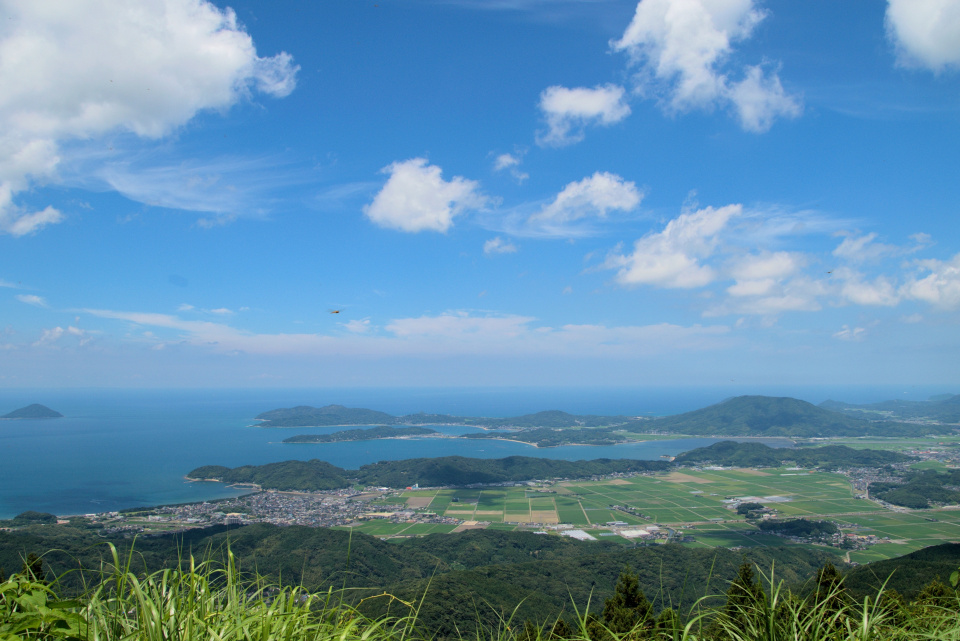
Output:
[{"left": 0, "top": 385, "right": 940, "bottom": 518}]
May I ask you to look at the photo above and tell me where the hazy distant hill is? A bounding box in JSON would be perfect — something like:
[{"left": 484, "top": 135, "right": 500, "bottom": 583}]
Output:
[
  {"left": 820, "top": 394, "right": 960, "bottom": 423},
  {"left": 0, "top": 403, "right": 63, "bottom": 419},
  {"left": 254, "top": 404, "right": 398, "bottom": 427},
  {"left": 639, "top": 395, "right": 929, "bottom": 437},
  {"left": 255, "top": 404, "right": 632, "bottom": 429}
]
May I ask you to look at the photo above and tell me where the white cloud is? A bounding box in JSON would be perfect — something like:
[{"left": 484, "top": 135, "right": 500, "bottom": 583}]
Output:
[
  {"left": 0, "top": 278, "right": 18, "bottom": 288},
  {"left": 484, "top": 236, "right": 518, "bottom": 255},
  {"left": 177, "top": 303, "right": 195, "bottom": 312},
  {"left": 209, "top": 308, "right": 234, "bottom": 315},
  {"left": 533, "top": 172, "right": 642, "bottom": 227},
  {"left": 537, "top": 84, "right": 631, "bottom": 146},
  {"left": 493, "top": 153, "right": 521, "bottom": 171},
  {"left": 833, "top": 325, "right": 867, "bottom": 342},
  {"left": 16, "top": 294, "right": 47, "bottom": 307},
  {"left": 834, "top": 267, "right": 900, "bottom": 307},
  {"left": 725, "top": 251, "right": 803, "bottom": 298},
  {"left": 0, "top": 0, "right": 298, "bottom": 236},
  {"left": 886, "top": 0, "right": 960, "bottom": 72},
  {"left": 492, "top": 151, "right": 528, "bottom": 183},
  {"left": 709, "top": 276, "right": 825, "bottom": 316},
  {"left": 32, "top": 325, "right": 90, "bottom": 347},
  {"left": 606, "top": 204, "right": 740, "bottom": 288},
  {"left": 364, "top": 158, "right": 487, "bottom": 233},
  {"left": 727, "top": 64, "right": 802, "bottom": 133},
  {"left": 901, "top": 253, "right": 960, "bottom": 308},
  {"left": 342, "top": 319, "right": 371, "bottom": 333},
  {"left": 611, "top": 0, "right": 800, "bottom": 131}
]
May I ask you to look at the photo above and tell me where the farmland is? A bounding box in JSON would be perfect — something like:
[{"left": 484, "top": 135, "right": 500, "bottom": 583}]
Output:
[{"left": 341, "top": 467, "right": 960, "bottom": 564}]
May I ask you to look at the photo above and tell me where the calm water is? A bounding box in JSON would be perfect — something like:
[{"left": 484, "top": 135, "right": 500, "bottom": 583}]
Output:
[{"left": 0, "top": 385, "right": 947, "bottom": 518}]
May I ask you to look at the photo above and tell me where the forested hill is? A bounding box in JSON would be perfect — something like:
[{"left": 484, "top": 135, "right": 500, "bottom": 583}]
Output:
[
  {"left": 187, "top": 455, "right": 670, "bottom": 491},
  {"left": 639, "top": 395, "right": 928, "bottom": 437},
  {"left": 254, "top": 405, "right": 398, "bottom": 427},
  {"left": 673, "top": 441, "right": 913, "bottom": 469},
  {"left": 0, "top": 523, "right": 838, "bottom": 638},
  {"left": 820, "top": 394, "right": 960, "bottom": 423},
  {"left": 0, "top": 403, "right": 63, "bottom": 419}
]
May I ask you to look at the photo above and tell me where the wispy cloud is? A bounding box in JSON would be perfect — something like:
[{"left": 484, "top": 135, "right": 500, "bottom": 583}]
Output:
[{"left": 16, "top": 294, "right": 48, "bottom": 307}]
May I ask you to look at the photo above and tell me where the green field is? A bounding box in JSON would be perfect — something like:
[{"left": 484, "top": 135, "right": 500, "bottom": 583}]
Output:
[{"left": 396, "top": 466, "right": 960, "bottom": 559}]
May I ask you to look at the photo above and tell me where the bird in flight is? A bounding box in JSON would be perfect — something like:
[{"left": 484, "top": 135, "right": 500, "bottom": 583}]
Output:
[{"left": 329, "top": 310, "right": 341, "bottom": 314}]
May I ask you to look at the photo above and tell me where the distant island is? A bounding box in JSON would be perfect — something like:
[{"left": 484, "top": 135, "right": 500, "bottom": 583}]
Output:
[
  {"left": 256, "top": 396, "right": 951, "bottom": 446},
  {"left": 0, "top": 403, "right": 63, "bottom": 420},
  {"left": 255, "top": 404, "right": 630, "bottom": 429},
  {"left": 282, "top": 426, "right": 439, "bottom": 444}
]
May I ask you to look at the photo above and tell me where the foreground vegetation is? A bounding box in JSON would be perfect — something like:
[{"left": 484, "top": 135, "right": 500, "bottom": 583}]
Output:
[{"left": 5, "top": 544, "right": 960, "bottom": 641}]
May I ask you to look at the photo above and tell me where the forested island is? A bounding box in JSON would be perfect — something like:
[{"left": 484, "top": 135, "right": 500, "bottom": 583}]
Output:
[{"left": 0, "top": 403, "right": 63, "bottom": 419}]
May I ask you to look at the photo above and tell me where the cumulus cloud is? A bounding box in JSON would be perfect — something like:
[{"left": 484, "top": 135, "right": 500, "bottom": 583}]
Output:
[
  {"left": 723, "top": 251, "right": 805, "bottom": 301},
  {"left": 0, "top": 0, "right": 298, "bottom": 236},
  {"left": 901, "top": 253, "right": 960, "bottom": 308},
  {"left": 16, "top": 294, "right": 47, "bottom": 307},
  {"left": 537, "top": 84, "right": 631, "bottom": 146},
  {"left": 364, "top": 158, "right": 487, "bottom": 233},
  {"left": 886, "top": 0, "right": 960, "bottom": 72},
  {"left": 32, "top": 325, "right": 89, "bottom": 347},
  {"left": 611, "top": 0, "right": 800, "bottom": 131},
  {"left": 484, "top": 236, "right": 518, "bottom": 255},
  {"left": 606, "top": 204, "right": 740, "bottom": 288},
  {"left": 533, "top": 172, "right": 642, "bottom": 228},
  {"left": 834, "top": 267, "right": 900, "bottom": 306}
]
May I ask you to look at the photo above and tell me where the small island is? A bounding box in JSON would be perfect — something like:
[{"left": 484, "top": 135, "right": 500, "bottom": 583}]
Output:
[
  {"left": 282, "top": 426, "right": 438, "bottom": 443},
  {"left": 1, "top": 403, "right": 63, "bottom": 419}
]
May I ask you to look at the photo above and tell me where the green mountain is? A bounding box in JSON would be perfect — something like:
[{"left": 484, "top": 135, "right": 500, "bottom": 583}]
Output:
[
  {"left": 673, "top": 441, "right": 913, "bottom": 468},
  {"left": 639, "top": 395, "right": 929, "bottom": 437},
  {"left": 0, "top": 403, "right": 63, "bottom": 419},
  {"left": 820, "top": 394, "right": 960, "bottom": 423},
  {"left": 254, "top": 404, "right": 398, "bottom": 427}
]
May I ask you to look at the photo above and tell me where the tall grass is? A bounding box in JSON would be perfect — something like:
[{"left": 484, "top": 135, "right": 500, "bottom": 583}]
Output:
[{"left": 3, "top": 548, "right": 960, "bottom": 641}]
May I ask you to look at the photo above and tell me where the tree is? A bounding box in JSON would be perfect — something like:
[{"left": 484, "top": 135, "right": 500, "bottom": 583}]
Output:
[
  {"left": 602, "top": 568, "right": 654, "bottom": 637},
  {"left": 20, "top": 553, "right": 45, "bottom": 584},
  {"left": 722, "top": 561, "right": 766, "bottom": 629}
]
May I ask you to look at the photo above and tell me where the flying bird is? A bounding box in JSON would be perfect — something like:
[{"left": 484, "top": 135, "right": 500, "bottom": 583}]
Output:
[{"left": 329, "top": 310, "right": 341, "bottom": 314}]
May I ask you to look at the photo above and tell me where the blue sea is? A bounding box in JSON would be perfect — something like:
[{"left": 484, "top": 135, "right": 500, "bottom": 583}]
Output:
[{"left": 0, "top": 385, "right": 949, "bottom": 519}]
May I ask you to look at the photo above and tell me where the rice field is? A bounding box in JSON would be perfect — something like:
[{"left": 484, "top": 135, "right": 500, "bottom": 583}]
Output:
[{"left": 387, "top": 468, "right": 960, "bottom": 559}]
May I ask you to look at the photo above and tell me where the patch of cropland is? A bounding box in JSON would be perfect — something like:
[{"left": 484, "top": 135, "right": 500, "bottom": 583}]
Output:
[
  {"left": 821, "top": 394, "right": 960, "bottom": 423},
  {"left": 282, "top": 426, "right": 438, "bottom": 443},
  {"left": 0, "top": 403, "right": 63, "bottom": 419},
  {"left": 673, "top": 441, "right": 913, "bottom": 468},
  {"left": 187, "top": 456, "right": 671, "bottom": 491},
  {"left": 636, "top": 395, "right": 929, "bottom": 437}
]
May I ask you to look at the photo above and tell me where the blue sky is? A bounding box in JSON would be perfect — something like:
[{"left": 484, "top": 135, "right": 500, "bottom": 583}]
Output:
[{"left": 1, "top": 0, "right": 959, "bottom": 389}]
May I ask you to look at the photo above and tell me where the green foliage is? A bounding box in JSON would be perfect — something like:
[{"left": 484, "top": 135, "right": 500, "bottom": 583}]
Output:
[
  {"left": 869, "top": 469, "right": 960, "bottom": 508},
  {"left": 756, "top": 519, "right": 838, "bottom": 540},
  {"left": 736, "top": 503, "right": 764, "bottom": 516},
  {"left": 673, "top": 441, "right": 912, "bottom": 469},
  {"left": 187, "top": 456, "right": 671, "bottom": 491},
  {"left": 821, "top": 394, "right": 960, "bottom": 423}
]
